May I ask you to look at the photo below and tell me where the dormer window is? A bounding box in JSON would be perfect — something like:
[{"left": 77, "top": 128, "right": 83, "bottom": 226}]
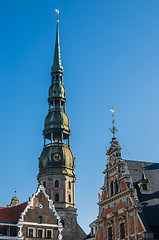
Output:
[
  {"left": 137, "top": 163, "right": 149, "bottom": 193},
  {"left": 137, "top": 179, "right": 149, "bottom": 193},
  {"left": 143, "top": 183, "right": 147, "bottom": 190}
]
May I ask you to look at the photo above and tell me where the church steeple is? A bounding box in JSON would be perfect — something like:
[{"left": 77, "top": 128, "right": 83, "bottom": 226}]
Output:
[
  {"left": 37, "top": 13, "right": 86, "bottom": 239},
  {"left": 38, "top": 13, "right": 75, "bottom": 210}
]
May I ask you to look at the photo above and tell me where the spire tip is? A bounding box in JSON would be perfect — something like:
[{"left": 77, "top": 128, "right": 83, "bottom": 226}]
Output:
[
  {"left": 110, "top": 106, "right": 118, "bottom": 138},
  {"left": 55, "top": 9, "right": 59, "bottom": 22}
]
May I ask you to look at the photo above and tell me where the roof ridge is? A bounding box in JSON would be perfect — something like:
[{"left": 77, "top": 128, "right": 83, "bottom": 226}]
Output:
[{"left": 123, "top": 159, "right": 159, "bottom": 164}]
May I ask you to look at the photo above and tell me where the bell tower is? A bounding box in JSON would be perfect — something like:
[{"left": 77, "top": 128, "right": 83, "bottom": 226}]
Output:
[{"left": 37, "top": 13, "right": 86, "bottom": 240}]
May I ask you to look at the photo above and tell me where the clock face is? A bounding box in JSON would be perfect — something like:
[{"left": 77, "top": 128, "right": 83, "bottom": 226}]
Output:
[{"left": 53, "top": 153, "right": 62, "bottom": 161}]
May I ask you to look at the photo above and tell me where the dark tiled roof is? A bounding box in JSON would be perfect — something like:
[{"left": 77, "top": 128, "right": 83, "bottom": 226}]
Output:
[
  {"left": 0, "top": 202, "right": 27, "bottom": 223},
  {"left": 125, "top": 160, "right": 159, "bottom": 228}
]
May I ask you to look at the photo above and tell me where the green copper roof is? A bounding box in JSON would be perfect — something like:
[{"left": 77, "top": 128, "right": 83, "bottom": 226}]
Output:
[
  {"left": 38, "top": 144, "right": 75, "bottom": 176},
  {"left": 51, "top": 22, "right": 63, "bottom": 72}
]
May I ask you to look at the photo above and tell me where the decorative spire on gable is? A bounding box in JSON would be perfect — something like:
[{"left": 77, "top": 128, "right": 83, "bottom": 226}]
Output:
[
  {"left": 137, "top": 163, "right": 149, "bottom": 193},
  {"left": 106, "top": 107, "right": 121, "bottom": 166},
  {"left": 110, "top": 106, "right": 118, "bottom": 139}
]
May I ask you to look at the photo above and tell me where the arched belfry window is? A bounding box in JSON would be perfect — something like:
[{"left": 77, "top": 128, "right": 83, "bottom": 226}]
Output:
[
  {"left": 68, "top": 181, "right": 71, "bottom": 189},
  {"left": 68, "top": 194, "right": 71, "bottom": 203},
  {"left": 55, "top": 193, "right": 59, "bottom": 202},
  {"left": 55, "top": 180, "right": 59, "bottom": 188}
]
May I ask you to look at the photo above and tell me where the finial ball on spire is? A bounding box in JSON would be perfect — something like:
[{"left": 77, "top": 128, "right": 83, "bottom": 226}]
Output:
[
  {"left": 55, "top": 9, "right": 59, "bottom": 22},
  {"left": 55, "top": 9, "right": 59, "bottom": 14},
  {"left": 111, "top": 106, "right": 114, "bottom": 113}
]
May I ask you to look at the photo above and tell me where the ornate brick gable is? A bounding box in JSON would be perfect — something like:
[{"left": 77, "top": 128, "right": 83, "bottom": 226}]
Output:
[{"left": 90, "top": 136, "right": 159, "bottom": 240}]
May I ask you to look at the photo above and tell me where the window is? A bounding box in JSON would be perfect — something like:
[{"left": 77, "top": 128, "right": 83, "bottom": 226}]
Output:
[
  {"left": 68, "top": 181, "right": 71, "bottom": 189},
  {"left": 115, "top": 179, "right": 118, "bottom": 194},
  {"left": 126, "top": 181, "right": 130, "bottom": 188},
  {"left": 39, "top": 216, "right": 42, "bottom": 224},
  {"left": 37, "top": 229, "right": 44, "bottom": 238},
  {"left": 91, "top": 227, "right": 95, "bottom": 236},
  {"left": 120, "top": 222, "right": 125, "bottom": 239},
  {"left": 55, "top": 180, "right": 59, "bottom": 188},
  {"left": 143, "top": 184, "right": 147, "bottom": 190},
  {"left": 46, "top": 229, "right": 53, "bottom": 238},
  {"left": 4, "top": 227, "right": 10, "bottom": 236},
  {"left": 69, "top": 194, "right": 71, "bottom": 203},
  {"left": 56, "top": 75, "right": 58, "bottom": 80},
  {"left": 43, "top": 181, "right": 46, "bottom": 188},
  {"left": 61, "top": 219, "right": 65, "bottom": 228},
  {"left": 111, "top": 181, "right": 114, "bottom": 196},
  {"left": 28, "top": 228, "right": 34, "bottom": 237},
  {"left": 118, "top": 217, "right": 126, "bottom": 240},
  {"left": 108, "top": 227, "right": 113, "bottom": 240},
  {"left": 55, "top": 193, "right": 59, "bottom": 202}
]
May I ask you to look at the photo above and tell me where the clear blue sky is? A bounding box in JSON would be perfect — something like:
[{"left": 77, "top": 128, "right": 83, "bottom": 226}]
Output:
[{"left": 1, "top": 0, "right": 159, "bottom": 234}]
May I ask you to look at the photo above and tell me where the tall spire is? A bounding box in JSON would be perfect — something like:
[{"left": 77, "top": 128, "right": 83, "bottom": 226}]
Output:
[{"left": 51, "top": 10, "right": 63, "bottom": 73}]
